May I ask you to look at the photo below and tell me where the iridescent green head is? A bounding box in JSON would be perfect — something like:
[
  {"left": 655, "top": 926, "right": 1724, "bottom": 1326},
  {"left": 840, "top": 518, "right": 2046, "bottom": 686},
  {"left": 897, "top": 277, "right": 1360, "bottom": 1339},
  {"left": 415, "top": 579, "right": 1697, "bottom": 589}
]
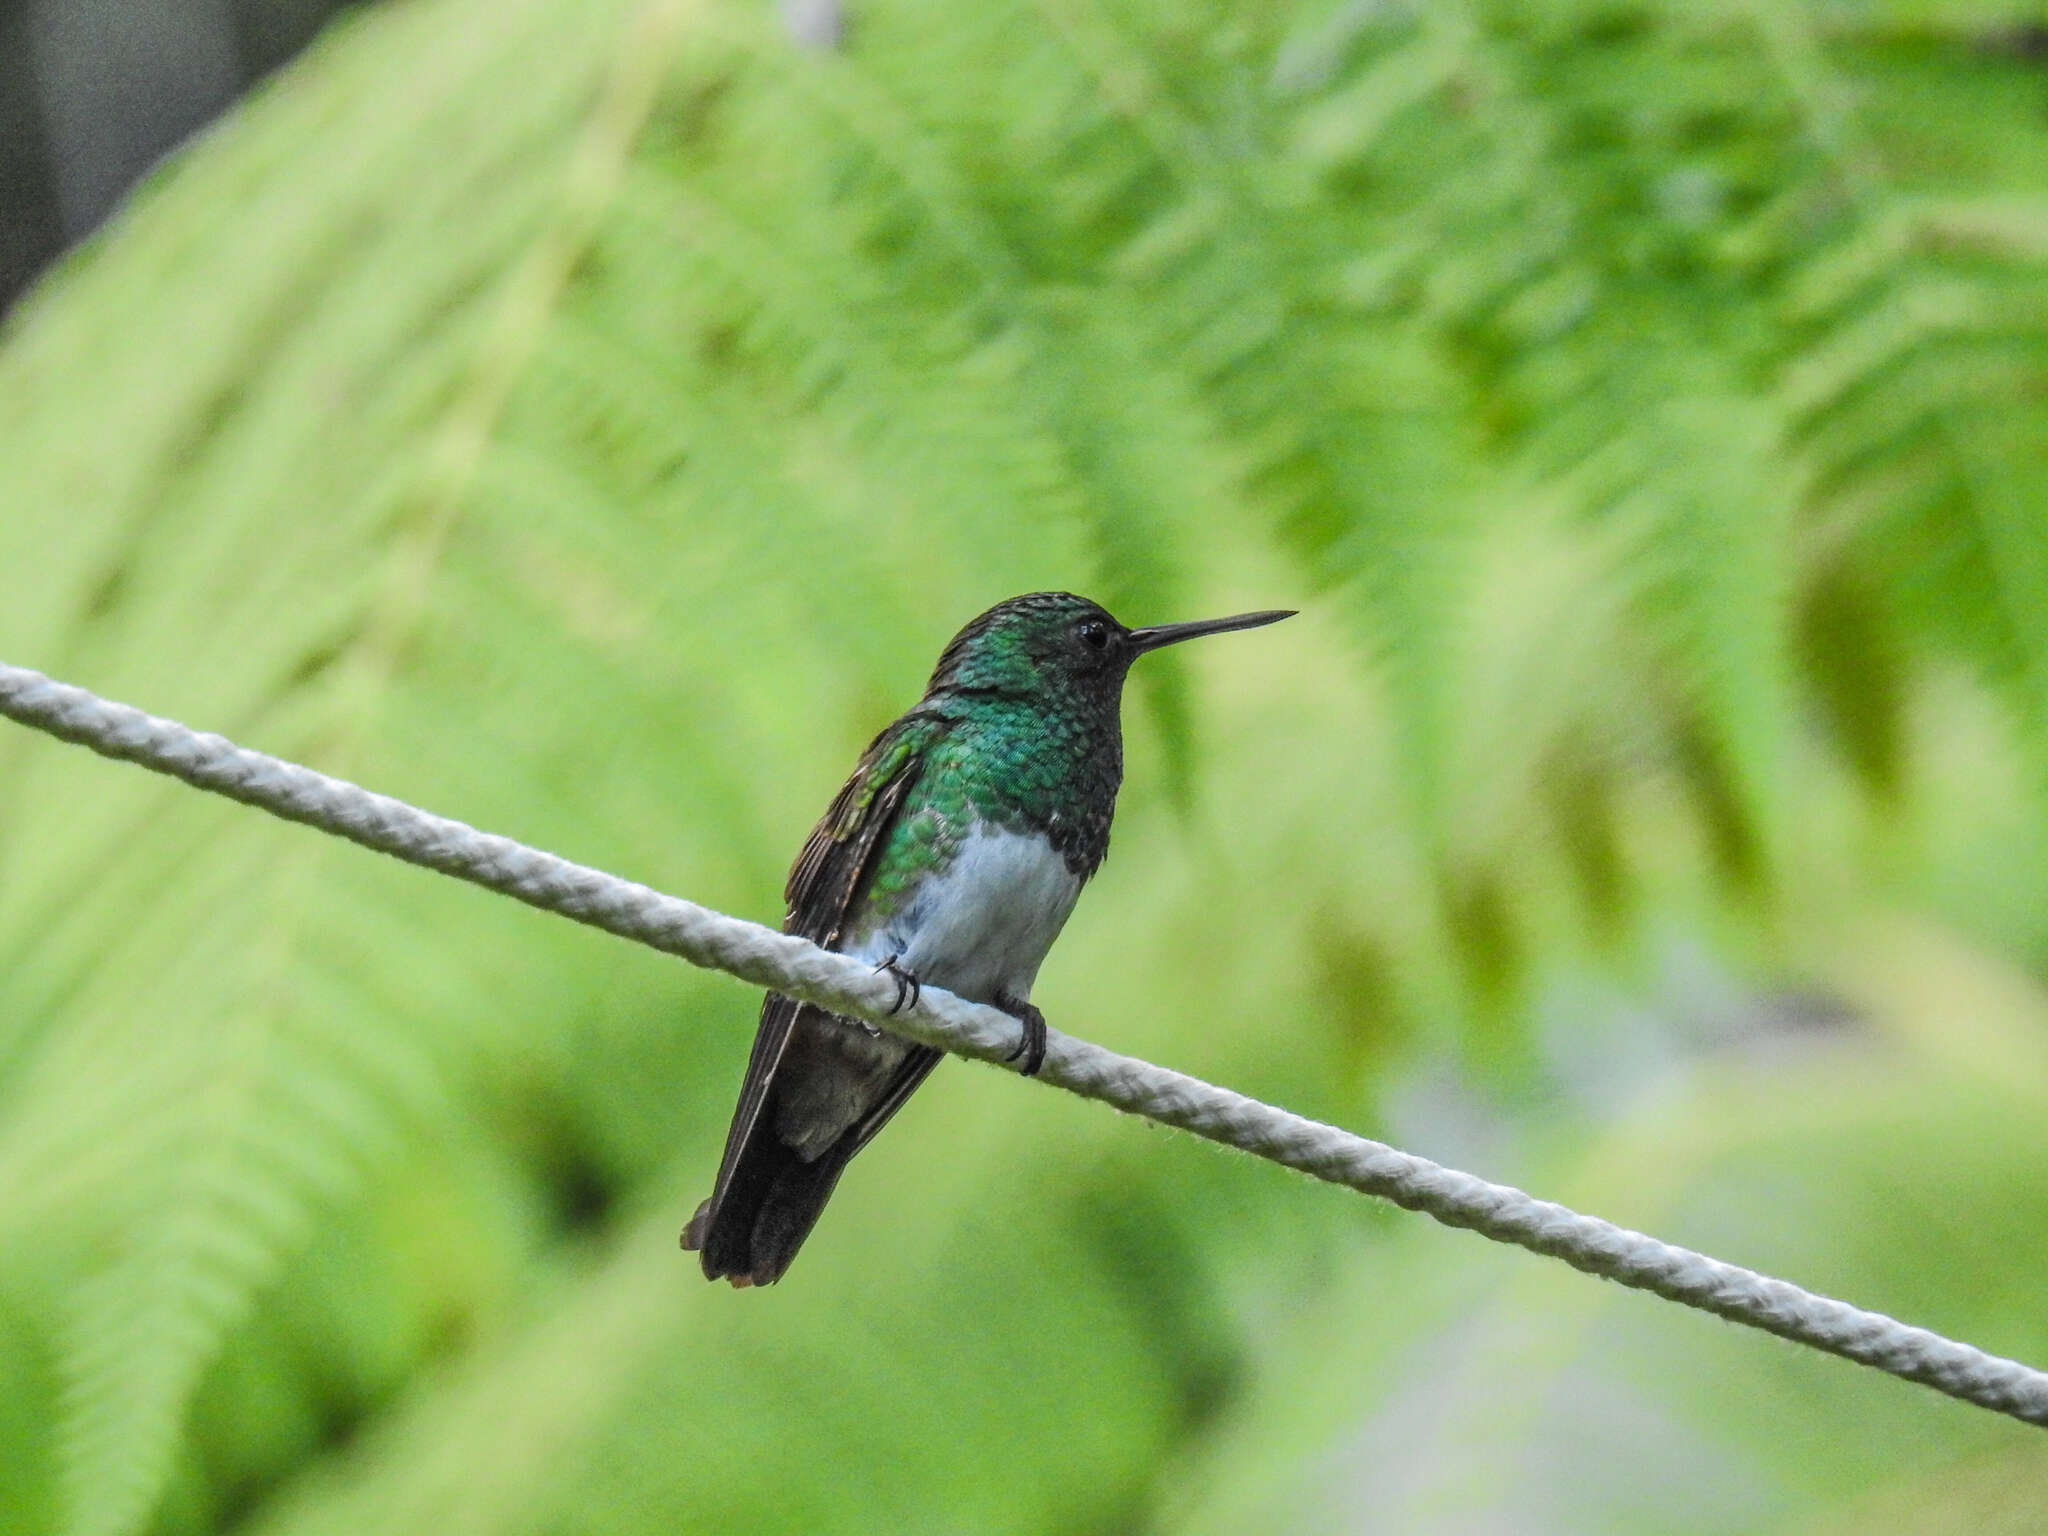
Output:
[{"left": 925, "top": 591, "right": 1295, "bottom": 706}]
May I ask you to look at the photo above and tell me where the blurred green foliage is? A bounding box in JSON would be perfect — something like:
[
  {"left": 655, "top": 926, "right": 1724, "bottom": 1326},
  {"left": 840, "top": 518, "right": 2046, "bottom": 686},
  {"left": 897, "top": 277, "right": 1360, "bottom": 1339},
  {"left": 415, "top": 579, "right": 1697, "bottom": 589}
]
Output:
[{"left": 2, "top": 0, "right": 2048, "bottom": 1531}]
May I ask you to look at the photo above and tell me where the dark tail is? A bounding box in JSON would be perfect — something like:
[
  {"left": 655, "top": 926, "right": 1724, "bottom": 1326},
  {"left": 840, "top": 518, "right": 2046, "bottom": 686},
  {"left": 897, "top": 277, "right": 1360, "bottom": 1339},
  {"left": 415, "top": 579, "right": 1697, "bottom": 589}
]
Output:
[
  {"left": 683, "top": 996, "right": 945, "bottom": 1287},
  {"left": 682, "top": 1132, "right": 860, "bottom": 1287}
]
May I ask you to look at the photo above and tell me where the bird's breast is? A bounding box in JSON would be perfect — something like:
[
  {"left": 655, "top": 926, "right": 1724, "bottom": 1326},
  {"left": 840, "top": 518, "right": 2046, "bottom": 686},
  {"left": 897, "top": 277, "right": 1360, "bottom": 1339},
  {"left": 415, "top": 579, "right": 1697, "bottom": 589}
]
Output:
[{"left": 847, "top": 822, "right": 1081, "bottom": 1004}]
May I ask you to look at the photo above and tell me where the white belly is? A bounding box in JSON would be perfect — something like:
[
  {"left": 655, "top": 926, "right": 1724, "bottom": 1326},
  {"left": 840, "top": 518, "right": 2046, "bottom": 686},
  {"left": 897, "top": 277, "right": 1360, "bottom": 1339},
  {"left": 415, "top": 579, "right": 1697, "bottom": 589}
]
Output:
[{"left": 847, "top": 823, "right": 1082, "bottom": 1005}]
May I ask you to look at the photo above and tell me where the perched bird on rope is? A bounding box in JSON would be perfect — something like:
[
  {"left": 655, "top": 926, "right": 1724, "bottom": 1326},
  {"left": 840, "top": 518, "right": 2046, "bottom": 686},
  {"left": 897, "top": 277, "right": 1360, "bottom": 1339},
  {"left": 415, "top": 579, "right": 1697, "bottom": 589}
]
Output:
[{"left": 683, "top": 591, "right": 1293, "bottom": 1285}]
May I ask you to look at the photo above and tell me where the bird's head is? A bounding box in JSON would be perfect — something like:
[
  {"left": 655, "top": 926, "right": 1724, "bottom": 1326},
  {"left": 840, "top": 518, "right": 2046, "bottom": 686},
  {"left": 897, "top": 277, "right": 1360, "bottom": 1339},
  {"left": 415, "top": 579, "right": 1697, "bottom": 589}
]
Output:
[{"left": 925, "top": 591, "right": 1293, "bottom": 705}]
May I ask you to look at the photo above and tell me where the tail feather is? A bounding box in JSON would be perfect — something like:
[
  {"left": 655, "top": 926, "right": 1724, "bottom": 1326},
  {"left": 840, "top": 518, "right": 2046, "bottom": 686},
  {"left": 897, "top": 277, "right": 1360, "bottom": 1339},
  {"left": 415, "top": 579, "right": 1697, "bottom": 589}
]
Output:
[
  {"left": 685, "top": 1005, "right": 945, "bottom": 1286},
  {"left": 682, "top": 1131, "right": 858, "bottom": 1286}
]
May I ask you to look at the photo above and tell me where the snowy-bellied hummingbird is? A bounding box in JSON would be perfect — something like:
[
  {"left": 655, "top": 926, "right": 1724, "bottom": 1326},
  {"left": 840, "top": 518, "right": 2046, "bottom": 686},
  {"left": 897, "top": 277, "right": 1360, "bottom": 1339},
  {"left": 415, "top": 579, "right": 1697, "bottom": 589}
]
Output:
[{"left": 683, "top": 591, "right": 1294, "bottom": 1285}]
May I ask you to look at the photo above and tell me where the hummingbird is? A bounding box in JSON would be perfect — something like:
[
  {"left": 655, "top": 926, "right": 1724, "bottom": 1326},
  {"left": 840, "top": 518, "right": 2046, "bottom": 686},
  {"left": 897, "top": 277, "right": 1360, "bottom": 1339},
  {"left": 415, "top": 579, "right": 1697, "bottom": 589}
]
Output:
[{"left": 682, "top": 591, "right": 1294, "bottom": 1286}]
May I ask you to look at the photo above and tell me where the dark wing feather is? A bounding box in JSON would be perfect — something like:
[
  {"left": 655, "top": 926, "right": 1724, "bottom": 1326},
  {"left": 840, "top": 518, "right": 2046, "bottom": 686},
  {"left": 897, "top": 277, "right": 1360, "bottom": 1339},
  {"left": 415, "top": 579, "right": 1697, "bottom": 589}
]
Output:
[
  {"left": 689, "top": 722, "right": 934, "bottom": 1266},
  {"left": 842, "top": 1042, "right": 945, "bottom": 1157},
  {"left": 781, "top": 726, "right": 925, "bottom": 945}
]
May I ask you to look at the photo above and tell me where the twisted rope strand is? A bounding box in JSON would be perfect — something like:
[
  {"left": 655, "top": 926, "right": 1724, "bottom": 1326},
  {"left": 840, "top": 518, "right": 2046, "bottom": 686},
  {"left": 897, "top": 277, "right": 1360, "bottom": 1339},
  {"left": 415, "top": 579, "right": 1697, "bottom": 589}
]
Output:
[{"left": 2, "top": 658, "right": 2043, "bottom": 1425}]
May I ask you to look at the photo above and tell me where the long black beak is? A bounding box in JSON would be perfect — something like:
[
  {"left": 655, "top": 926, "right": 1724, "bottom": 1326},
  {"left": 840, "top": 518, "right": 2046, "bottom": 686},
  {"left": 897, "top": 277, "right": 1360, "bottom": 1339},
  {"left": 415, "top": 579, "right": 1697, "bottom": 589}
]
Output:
[{"left": 1125, "top": 609, "right": 1296, "bottom": 654}]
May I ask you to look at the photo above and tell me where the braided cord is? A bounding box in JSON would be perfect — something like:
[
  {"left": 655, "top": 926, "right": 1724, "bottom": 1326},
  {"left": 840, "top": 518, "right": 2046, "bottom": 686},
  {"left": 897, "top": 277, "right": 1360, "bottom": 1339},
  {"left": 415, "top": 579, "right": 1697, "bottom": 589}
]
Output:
[{"left": 2, "top": 659, "right": 2042, "bottom": 1426}]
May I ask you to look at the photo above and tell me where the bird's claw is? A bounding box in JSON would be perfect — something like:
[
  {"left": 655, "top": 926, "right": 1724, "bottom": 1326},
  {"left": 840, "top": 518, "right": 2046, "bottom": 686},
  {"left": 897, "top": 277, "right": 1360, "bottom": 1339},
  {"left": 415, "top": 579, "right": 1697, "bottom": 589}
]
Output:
[
  {"left": 995, "top": 992, "right": 1048, "bottom": 1077},
  {"left": 875, "top": 954, "right": 921, "bottom": 1017}
]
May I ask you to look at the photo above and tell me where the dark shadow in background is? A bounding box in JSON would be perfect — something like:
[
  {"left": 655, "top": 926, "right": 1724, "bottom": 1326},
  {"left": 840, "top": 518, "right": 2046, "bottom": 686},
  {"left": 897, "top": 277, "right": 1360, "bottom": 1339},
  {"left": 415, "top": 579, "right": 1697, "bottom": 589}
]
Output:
[{"left": 0, "top": 0, "right": 355, "bottom": 314}]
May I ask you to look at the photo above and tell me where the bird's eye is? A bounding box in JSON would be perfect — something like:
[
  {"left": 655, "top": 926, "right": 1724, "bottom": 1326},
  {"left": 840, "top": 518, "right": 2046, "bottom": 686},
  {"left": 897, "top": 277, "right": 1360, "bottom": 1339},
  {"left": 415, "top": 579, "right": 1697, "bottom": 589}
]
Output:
[{"left": 1077, "top": 620, "right": 1111, "bottom": 650}]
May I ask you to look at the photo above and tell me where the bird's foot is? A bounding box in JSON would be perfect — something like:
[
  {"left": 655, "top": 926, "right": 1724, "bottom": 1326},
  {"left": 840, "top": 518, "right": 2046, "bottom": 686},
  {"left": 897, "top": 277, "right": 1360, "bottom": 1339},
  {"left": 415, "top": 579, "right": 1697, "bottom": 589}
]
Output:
[
  {"left": 874, "top": 953, "right": 922, "bottom": 1019},
  {"left": 995, "top": 991, "right": 1048, "bottom": 1077}
]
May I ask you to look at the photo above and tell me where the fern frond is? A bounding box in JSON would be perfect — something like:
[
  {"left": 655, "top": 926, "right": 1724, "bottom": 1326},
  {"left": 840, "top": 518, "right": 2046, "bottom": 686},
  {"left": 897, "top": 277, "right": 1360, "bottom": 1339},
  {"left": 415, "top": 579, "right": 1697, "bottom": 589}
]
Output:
[{"left": 3, "top": 0, "right": 2048, "bottom": 1531}]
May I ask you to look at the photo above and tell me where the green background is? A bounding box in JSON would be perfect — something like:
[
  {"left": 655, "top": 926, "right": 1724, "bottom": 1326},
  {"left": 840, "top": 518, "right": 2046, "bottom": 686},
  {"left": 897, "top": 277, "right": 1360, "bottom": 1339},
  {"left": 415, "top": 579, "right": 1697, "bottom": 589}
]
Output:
[{"left": 3, "top": 0, "right": 2048, "bottom": 1531}]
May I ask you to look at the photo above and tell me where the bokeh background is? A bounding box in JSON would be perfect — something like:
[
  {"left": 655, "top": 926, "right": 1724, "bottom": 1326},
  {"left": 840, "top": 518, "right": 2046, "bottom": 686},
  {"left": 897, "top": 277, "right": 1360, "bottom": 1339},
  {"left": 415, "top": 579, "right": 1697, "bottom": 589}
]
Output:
[{"left": 5, "top": 1, "right": 2048, "bottom": 1532}]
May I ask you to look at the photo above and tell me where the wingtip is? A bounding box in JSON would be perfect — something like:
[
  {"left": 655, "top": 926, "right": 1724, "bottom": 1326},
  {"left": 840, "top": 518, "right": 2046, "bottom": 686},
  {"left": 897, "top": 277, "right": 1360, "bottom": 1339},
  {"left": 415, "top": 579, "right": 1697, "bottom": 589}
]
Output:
[{"left": 680, "top": 1199, "right": 712, "bottom": 1253}]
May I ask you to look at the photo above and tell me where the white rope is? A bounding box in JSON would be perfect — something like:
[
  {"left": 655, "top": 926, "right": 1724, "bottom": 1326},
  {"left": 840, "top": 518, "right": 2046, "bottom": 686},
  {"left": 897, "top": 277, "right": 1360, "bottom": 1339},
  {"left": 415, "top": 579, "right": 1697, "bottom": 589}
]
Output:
[{"left": 1, "top": 658, "right": 2043, "bottom": 1428}]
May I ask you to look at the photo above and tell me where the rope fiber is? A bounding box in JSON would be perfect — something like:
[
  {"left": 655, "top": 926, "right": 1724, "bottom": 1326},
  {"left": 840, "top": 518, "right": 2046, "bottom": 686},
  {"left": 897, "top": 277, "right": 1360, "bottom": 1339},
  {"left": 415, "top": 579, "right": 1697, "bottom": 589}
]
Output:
[{"left": 2, "top": 658, "right": 2044, "bottom": 1427}]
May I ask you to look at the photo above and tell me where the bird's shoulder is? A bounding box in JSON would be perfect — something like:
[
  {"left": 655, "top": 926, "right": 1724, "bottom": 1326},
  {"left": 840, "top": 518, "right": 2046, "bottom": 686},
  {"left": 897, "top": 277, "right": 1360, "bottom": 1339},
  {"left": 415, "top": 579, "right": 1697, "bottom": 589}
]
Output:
[{"left": 783, "top": 710, "right": 950, "bottom": 944}]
